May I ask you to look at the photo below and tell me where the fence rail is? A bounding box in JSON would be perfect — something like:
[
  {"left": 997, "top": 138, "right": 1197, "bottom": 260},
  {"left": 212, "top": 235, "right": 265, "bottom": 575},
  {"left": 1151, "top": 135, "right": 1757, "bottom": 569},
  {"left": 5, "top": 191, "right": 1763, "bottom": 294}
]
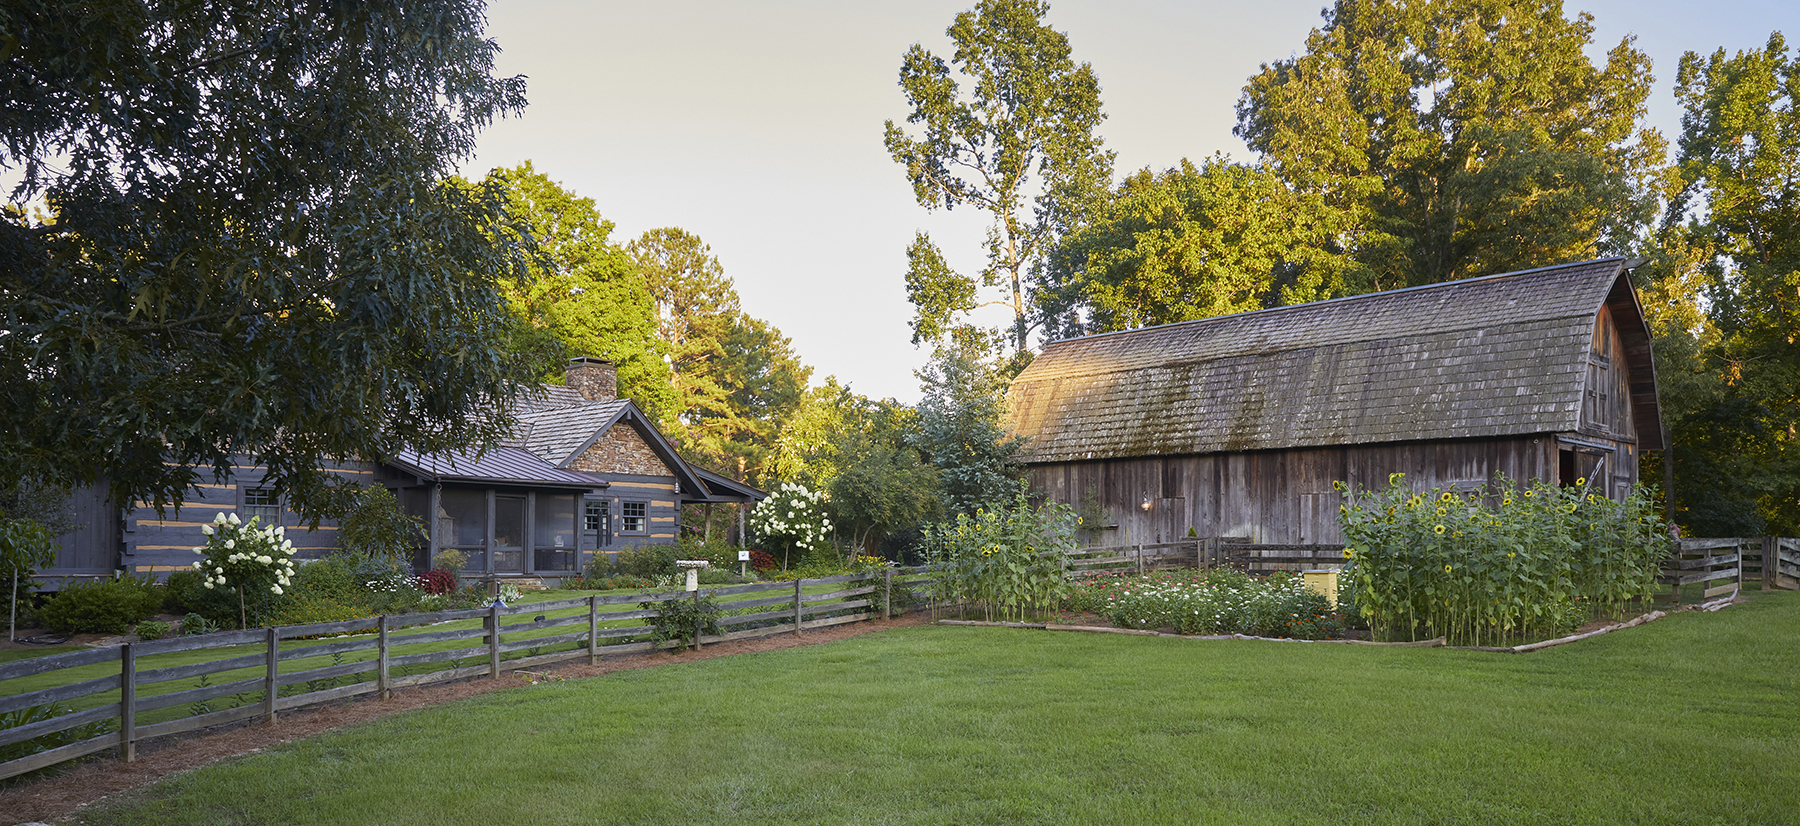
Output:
[
  {"left": 1069, "top": 539, "right": 1351, "bottom": 575},
  {"left": 0, "top": 567, "right": 929, "bottom": 782}
]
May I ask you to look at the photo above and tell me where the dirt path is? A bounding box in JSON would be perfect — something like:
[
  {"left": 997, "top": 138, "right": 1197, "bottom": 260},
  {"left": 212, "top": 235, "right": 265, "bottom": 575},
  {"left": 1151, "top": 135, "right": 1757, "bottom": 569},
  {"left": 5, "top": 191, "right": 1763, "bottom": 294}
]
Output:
[{"left": 3, "top": 614, "right": 930, "bottom": 825}]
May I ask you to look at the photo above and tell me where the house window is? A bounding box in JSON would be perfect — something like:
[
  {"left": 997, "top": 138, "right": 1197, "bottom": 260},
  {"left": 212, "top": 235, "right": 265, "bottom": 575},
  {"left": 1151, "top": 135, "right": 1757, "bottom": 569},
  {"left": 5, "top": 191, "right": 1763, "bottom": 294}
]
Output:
[
  {"left": 621, "top": 501, "right": 647, "bottom": 534},
  {"left": 243, "top": 488, "right": 281, "bottom": 526},
  {"left": 584, "top": 500, "right": 609, "bottom": 532}
]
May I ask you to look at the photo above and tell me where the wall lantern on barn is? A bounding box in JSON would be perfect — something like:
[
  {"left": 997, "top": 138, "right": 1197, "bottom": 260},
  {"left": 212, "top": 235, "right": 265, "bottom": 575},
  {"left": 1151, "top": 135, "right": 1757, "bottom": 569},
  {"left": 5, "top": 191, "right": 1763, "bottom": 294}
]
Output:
[{"left": 1003, "top": 257, "right": 1663, "bottom": 549}]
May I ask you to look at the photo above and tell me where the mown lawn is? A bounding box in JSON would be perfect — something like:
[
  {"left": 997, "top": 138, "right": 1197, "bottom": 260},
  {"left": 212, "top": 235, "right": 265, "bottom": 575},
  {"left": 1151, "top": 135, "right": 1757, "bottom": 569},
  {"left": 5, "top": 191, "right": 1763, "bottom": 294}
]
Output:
[{"left": 72, "top": 591, "right": 1798, "bottom": 826}]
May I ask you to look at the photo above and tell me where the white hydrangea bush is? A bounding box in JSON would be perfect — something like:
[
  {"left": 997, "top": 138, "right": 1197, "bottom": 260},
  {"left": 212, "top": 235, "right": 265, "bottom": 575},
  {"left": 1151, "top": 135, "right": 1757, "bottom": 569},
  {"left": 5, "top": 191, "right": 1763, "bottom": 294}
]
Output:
[
  {"left": 747, "top": 482, "right": 834, "bottom": 569},
  {"left": 191, "top": 511, "right": 297, "bottom": 627}
]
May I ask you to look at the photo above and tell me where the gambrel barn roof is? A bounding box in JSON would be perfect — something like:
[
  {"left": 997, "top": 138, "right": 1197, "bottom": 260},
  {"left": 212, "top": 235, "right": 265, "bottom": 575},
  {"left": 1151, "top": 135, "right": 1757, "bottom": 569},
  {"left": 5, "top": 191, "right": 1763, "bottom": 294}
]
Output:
[{"left": 1006, "top": 258, "right": 1662, "bottom": 464}]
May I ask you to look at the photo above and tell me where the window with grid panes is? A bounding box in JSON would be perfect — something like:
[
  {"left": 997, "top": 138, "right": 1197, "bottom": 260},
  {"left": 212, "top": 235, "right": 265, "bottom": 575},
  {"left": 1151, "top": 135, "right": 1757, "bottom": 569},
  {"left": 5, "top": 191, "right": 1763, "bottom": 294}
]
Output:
[
  {"left": 621, "top": 501, "right": 646, "bottom": 533},
  {"left": 243, "top": 488, "right": 281, "bottom": 525}
]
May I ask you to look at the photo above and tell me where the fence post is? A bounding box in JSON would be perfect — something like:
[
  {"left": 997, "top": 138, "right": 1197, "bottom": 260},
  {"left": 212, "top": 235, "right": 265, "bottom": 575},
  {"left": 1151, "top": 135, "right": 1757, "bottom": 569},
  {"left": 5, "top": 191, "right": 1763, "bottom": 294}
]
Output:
[
  {"left": 588, "top": 595, "right": 599, "bottom": 665},
  {"left": 264, "top": 627, "right": 279, "bottom": 724},
  {"left": 119, "top": 643, "right": 136, "bottom": 763},
  {"left": 883, "top": 568, "right": 893, "bottom": 620},
  {"left": 377, "top": 615, "right": 390, "bottom": 701},
  {"left": 487, "top": 604, "right": 501, "bottom": 678},
  {"left": 692, "top": 588, "right": 704, "bottom": 650},
  {"left": 1764, "top": 536, "right": 1776, "bottom": 591},
  {"left": 1135, "top": 544, "right": 1143, "bottom": 576},
  {"left": 793, "top": 578, "right": 804, "bottom": 636}
]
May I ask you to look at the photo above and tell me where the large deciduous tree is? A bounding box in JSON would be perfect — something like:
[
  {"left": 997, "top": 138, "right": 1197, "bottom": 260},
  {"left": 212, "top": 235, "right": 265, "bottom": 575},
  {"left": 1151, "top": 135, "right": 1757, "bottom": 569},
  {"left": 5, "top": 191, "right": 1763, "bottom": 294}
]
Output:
[
  {"left": 912, "top": 332, "right": 1027, "bottom": 517},
  {"left": 0, "top": 0, "right": 531, "bottom": 515},
  {"left": 485, "top": 163, "right": 675, "bottom": 421},
  {"left": 1235, "top": 0, "right": 1666, "bottom": 292},
  {"left": 884, "top": 0, "right": 1113, "bottom": 351},
  {"left": 1648, "top": 33, "right": 1800, "bottom": 535},
  {"left": 1037, "top": 157, "right": 1355, "bottom": 338}
]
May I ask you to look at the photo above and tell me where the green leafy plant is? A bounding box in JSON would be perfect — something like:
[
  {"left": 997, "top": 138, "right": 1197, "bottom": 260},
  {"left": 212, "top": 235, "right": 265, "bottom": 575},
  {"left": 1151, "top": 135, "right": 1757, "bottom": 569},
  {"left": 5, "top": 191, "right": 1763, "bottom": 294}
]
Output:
[
  {"left": 922, "top": 481, "right": 1078, "bottom": 622},
  {"left": 0, "top": 702, "right": 113, "bottom": 765},
  {"left": 1338, "top": 473, "right": 1671, "bottom": 645},
  {"left": 134, "top": 620, "right": 171, "bottom": 641},
  {"left": 643, "top": 595, "right": 722, "bottom": 650},
  {"left": 749, "top": 483, "right": 834, "bottom": 570},
  {"left": 37, "top": 575, "right": 162, "bottom": 635},
  {"left": 1068, "top": 569, "right": 1342, "bottom": 639},
  {"left": 615, "top": 545, "right": 676, "bottom": 579},
  {"left": 189, "top": 512, "right": 298, "bottom": 629},
  {"left": 336, "top": 485, "right": 426, "bottom": 565},
  {"left": 179, "top": 612, "right": 220, "bottom": 636},
  {"left": 1, "top": 518, "right": 58, "bottom": 641},
  {"left": 433, "top": 548, "right": 469, "bottom": 579},
  {"left": 163, "top": 570, "right": 241, "bottom": 627}
]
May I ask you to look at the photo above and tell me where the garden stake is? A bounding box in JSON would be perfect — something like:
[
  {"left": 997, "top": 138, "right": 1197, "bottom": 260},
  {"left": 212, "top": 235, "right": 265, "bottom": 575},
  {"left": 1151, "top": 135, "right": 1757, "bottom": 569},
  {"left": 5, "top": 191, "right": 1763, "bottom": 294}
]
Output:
[{"left": 884, "top": 568, "right": 892, "bottom": 620}]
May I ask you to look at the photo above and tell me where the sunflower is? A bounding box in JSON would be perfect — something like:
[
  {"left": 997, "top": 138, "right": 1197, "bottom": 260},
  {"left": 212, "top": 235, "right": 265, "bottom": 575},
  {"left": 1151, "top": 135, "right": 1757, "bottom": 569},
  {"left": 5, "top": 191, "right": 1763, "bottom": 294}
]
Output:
[{"left": 1433, "top": 524, "right": 1447, "bottom": 534}]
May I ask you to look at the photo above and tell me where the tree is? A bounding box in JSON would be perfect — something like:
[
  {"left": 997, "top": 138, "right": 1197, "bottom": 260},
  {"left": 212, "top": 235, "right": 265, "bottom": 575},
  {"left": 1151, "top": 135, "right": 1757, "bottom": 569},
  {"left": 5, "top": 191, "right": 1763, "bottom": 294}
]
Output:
[
  {"left": 485, "top": 163, "right": 676, "bottom": 420},
  {"left": 1038, "top": 157, "right": 1356, "bottom": 337},
  {"left": 1236, "top": 0, "right": 1666, "bottom": 292},
  {"left": 1648, "top": 33, "right": 1800, "bottom": 535},
  {"left": 912, "top": 332, "right": 1027, "bottom": 516},
  {"left": 629, "top": 229, "right": 810, "bottom": 481},
  {"left": 0, "top": 0, "right": 533, "bottom": 516},
  {"left": 884, "top": 0, "right": 1113, "bottom": 351},
  {"left": 2, "top": 518, "right": 57, "bottom": 642}
]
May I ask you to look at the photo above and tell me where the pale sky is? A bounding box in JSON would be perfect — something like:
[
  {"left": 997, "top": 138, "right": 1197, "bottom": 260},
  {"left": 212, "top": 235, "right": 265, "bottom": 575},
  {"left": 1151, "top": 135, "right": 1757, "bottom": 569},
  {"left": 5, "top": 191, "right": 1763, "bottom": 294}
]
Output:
[{"left": 465, "top": 0, "right": 1792, "bottom": 403}]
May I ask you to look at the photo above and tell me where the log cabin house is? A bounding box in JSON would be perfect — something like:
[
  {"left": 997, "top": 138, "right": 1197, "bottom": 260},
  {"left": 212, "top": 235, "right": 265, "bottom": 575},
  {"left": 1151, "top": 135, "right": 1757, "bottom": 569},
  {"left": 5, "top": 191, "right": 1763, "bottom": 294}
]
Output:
[
  {"left": 43, "top": 358, "right": 763, "bottom": 587},
  {"left": 1004, "top": 257, "right": 1663, "bottom": 548}
]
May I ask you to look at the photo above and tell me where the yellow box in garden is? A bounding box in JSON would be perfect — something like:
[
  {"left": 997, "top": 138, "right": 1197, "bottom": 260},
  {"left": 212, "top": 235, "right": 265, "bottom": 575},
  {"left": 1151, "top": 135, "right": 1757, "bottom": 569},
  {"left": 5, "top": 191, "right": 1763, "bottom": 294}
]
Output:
[{"left": 1302, "top": 569, "right": 1339, "bottom": 607}]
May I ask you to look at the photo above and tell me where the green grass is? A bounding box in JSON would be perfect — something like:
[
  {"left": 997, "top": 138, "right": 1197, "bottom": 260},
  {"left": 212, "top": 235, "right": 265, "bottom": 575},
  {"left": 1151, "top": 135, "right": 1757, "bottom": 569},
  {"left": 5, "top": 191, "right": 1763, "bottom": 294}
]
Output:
[{"left": 66, "top": 590, "right": 1799, "bottom": 825}]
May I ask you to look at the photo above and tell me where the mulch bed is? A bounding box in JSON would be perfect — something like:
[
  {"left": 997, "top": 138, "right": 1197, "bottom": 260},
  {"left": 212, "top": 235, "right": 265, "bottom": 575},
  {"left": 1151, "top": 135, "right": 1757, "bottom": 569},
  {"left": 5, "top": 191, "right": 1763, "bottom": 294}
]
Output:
[{"left": 3, "top": 613, "right": 931, "bottom": 825}]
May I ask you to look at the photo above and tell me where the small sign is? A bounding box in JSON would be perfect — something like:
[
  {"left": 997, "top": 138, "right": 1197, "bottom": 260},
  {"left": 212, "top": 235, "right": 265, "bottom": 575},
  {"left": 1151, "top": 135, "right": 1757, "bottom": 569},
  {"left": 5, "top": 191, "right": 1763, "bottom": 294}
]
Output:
[{"left": 738, "top": 550, "right": 751, "bottom": 562}]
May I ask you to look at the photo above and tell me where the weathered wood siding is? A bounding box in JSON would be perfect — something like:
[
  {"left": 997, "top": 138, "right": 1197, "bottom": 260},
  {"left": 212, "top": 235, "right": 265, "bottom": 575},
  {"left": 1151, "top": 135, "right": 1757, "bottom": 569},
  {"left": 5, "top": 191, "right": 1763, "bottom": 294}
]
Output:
[
  {"left": 121, "top": 460, "right": 372, "bottom": 580},
  {"left": 42, "top": 483, "right": 120, "bottom": 583},
  {"left": 1030, "top": 435, "right": 1557, "bottom": 547}
]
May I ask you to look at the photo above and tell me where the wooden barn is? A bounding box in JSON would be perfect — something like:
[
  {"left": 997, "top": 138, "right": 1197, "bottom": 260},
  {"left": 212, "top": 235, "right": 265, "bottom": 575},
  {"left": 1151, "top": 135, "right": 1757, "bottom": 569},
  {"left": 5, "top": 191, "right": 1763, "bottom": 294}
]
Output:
[
  {"left": 1004, "top": 257, "right": 1663, "bottom": 548},
  {"left": 44, "top": 358, "right": 762, "bottom": 587}
]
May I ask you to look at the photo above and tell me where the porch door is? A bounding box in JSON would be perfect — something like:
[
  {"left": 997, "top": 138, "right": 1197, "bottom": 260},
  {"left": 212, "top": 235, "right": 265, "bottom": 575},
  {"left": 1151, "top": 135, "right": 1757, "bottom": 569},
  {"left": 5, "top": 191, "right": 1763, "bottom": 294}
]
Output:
[{"left": 493, "top": 495, "right": 526, "bottom": 574}]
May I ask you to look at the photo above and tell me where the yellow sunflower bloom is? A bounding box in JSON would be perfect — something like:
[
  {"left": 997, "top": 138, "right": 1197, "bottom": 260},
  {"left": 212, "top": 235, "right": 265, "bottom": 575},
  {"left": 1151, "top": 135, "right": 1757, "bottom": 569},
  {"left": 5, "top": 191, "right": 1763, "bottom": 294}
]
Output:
[{"left": 1434, "top": 524, "right": 1447, "bottom": 534}]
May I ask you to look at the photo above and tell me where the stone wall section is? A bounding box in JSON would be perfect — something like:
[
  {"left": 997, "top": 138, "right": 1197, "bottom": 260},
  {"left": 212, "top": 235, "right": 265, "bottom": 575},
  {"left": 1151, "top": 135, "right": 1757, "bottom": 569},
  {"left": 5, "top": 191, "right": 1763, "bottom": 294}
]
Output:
[{"left": 570, "top": 424, "right": 670, "bottom": 477}]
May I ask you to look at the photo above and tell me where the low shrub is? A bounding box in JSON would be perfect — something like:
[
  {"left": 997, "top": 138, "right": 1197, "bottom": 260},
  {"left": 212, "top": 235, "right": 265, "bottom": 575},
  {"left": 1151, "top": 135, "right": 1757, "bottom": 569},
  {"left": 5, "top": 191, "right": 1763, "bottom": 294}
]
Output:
[
  {"left": 617, "top": 545, "right": 676, "bottom": 578},
  {"left": 163, "top": 569, "right": 241, "bottom": 626},
  {"left": 38, "top": 575, "right": 163, "bottom": 634},
  {"left": 287, "top": 555, "right": 366, "bottom": 604},
  {"left": 643, "top": 594, "right": 721, "bottom": 650},
  {"left": 1, "top": 702, "right": 113, "bottom": 766},
  {"left": 747, "top": 550, "right": 777, "bottom": 575},
  {"left": 134, "top": 620, "right": 171, "bottom": 641},
  {"left": 1068, "top": 570, "right": 1343, "bottom": 639},
  {"left": 415, "top": 569, "right": 456, "bottom": 595},
  {"left": 270, "top": 595, "right": 373, "bottom": 629},
  {"left": 179, "top": 613, "right": 220, "bottom": 636}
]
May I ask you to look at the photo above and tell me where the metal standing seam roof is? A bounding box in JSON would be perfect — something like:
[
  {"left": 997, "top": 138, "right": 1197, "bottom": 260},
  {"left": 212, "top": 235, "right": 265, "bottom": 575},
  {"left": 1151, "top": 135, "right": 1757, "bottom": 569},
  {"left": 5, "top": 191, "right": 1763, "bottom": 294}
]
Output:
[
  {"left": 1006, "top": 258, "right": 1643, "bottom": 464},
  {"left": 387, "top": 446, "right": 608, "bottom": 488}
]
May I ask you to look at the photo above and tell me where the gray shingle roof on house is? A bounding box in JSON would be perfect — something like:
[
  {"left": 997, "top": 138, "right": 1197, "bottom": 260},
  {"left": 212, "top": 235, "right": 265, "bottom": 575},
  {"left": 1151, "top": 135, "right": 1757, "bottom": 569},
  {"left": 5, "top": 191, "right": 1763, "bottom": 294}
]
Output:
[
  {"left": 388, "top": 446, "right": 607, "bottom": 488},
  {"left": 513, "top": 400, "right": 630, "bottom": 466},
  {"left": 516, "top": 384, "right": 589, "bottom": 413},
  {"left": 1006, "top": 258, "right": 1655, "bottom": 464}
]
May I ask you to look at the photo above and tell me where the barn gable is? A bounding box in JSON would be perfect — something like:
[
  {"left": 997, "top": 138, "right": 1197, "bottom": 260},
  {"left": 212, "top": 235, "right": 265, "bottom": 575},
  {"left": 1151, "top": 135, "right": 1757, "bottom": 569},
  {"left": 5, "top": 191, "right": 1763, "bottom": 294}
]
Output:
[{"left": 1007, "top": 257, "right": 1662, "bottom": 464}]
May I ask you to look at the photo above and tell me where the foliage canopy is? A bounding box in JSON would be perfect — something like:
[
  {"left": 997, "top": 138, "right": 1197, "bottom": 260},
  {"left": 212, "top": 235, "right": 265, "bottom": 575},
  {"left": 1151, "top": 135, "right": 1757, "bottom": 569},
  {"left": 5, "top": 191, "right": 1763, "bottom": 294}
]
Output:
[{"left": 0, "top": 0, "right": 533, "bottom": 516}]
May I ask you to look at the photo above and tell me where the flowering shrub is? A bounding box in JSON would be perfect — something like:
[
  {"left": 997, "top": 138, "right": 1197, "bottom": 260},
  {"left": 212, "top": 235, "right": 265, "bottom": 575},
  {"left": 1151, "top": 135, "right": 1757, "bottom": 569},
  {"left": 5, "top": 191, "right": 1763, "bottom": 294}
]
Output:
[
  {"left": 922, "top": 482, "right": 1078, "bottom": 623},
  {"left": 748, "top": 483, "right": 833, "bottom": 569},
  {"left": 415, "top": 569, "right": 457, "bottom": 595},
  {"left": 190, "top": 512, "right": 297, "bottom": 629},
  {"left": 1068, "top": 569, "right": 1342, "bottom": 639},
  {"left": 1338, "top": 473, "right": 1670, "bottom": 645}
]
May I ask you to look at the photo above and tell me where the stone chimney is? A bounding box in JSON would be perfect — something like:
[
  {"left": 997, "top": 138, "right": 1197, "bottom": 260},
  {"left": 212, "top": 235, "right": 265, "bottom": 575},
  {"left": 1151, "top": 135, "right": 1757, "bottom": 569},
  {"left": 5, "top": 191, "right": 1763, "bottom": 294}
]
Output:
[{"left": 566, "top": 357, "right": 617, "bottom": 403}]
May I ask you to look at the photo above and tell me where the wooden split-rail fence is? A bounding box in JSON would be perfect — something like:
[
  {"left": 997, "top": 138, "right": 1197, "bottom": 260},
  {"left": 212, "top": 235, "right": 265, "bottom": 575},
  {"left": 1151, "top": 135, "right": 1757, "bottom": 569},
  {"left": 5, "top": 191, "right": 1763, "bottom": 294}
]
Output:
[
  {"left": 0, "top": 568, "right": 929, "bottom": 782},
  {"left": 1066, "top": 538, "right": 1351, "bottom": 576},
  {"left": 1658, "top": 536, "right": 1799, "bottom": 603}
]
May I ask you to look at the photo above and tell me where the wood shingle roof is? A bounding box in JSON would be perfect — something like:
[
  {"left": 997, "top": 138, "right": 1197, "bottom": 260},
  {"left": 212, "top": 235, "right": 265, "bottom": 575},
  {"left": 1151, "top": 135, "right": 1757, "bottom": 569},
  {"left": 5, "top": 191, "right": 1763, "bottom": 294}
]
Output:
[{"left": 1006, "top": 258, "right": 1658, "bottom": 464}]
